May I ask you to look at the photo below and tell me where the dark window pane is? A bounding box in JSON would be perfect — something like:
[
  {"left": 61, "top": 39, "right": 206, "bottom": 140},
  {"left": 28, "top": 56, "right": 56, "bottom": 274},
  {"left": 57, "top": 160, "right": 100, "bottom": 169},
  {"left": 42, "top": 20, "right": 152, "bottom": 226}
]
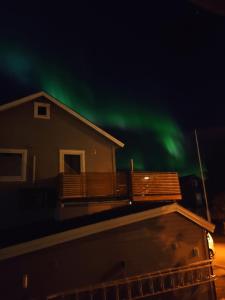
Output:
[
  {"left": 38, "top": 106, "right": 47, "bottom": 116},
  {"left": 64, "top": 155, "right": 81, "bottom": 174},
  {"left": 0, "top": 153, "right": 22, "bottom": 176}
]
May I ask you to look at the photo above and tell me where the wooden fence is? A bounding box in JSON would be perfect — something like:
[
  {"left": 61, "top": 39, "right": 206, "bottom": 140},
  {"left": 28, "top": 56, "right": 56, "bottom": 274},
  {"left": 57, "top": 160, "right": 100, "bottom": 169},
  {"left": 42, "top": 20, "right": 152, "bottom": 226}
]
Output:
[{"left": 59, "top": 172, "right": 181, "bottom": 201}]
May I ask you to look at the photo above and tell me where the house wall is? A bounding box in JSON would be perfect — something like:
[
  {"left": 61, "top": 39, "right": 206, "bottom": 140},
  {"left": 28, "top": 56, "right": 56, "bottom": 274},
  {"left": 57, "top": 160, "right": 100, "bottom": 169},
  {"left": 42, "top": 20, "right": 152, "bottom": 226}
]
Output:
[
  {"left": 0, "top": 96, "right": 117, "bottom": 185},
  {"left": 0, "top": 96, "right": 119, "bottom": 227},
  {"left": 0, "top": 213, "right": 215, "bottom": 300}
]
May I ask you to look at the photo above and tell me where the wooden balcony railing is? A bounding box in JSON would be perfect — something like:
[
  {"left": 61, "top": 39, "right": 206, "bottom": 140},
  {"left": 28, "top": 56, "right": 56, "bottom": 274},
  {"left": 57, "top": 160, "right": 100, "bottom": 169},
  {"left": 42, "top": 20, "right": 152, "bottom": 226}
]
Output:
[
  {"left": 59, "top": 171, "right": 181, "bottom": 201},
  {"left": 131, "top": 172, "right": 181, "bottom": 201}
]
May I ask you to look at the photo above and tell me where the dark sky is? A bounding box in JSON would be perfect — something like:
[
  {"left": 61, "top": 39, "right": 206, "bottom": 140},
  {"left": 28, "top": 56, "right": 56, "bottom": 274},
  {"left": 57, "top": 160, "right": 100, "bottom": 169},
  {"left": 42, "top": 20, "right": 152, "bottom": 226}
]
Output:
[{"left": 1, "top": 0, "right": 225, "bottom": 173}]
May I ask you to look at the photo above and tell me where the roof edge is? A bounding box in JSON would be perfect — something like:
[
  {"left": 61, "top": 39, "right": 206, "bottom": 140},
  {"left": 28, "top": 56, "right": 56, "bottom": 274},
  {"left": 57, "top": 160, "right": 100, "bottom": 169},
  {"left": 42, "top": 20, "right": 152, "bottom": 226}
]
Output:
[
  {"left": 175, "top": 204, "right": 215, "bottom": 233},
  {"left": 0, "top": 203, "right": 214, "bottom": 261},
  {"left": 0, "top": 91, "right": 124, "bottom": 148}
]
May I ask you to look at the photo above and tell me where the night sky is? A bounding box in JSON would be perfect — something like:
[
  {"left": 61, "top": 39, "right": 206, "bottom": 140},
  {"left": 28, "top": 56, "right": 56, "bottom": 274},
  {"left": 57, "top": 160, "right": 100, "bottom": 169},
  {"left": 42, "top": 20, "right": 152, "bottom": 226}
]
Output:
[{"left": 1, "top": 1, "right": 225, "bottom": 175}]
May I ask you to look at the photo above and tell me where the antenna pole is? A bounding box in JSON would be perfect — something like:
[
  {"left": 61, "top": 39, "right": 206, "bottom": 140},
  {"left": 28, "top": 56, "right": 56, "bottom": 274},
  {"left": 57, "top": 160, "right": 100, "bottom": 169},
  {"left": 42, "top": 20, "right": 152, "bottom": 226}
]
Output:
[
  {"left": 195, "top": 129, "right": 211, "bottom": 222},
  {"left": 130, "top": 159, "right": 134, "bottom": 172}
]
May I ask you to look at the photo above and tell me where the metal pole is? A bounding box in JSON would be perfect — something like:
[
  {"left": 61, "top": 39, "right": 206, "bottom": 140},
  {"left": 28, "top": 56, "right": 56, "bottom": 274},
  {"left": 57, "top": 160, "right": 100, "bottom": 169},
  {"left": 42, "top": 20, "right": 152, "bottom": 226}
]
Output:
[
  {"left": 194, "top": 129, "right": 211, "bottom": 222},
  {"left": 130, "top": 159, "right": 134, "bottom": 202},
  {"left": 130, "top": 159, "right": 134, "bottom": 172}
]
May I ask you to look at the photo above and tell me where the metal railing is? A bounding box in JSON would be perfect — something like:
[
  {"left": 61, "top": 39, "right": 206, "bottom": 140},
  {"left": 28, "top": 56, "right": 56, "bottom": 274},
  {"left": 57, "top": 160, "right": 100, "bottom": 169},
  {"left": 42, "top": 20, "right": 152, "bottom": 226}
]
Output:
[{"left": 47, "top": 259, "right": 214, "bottom": 300}]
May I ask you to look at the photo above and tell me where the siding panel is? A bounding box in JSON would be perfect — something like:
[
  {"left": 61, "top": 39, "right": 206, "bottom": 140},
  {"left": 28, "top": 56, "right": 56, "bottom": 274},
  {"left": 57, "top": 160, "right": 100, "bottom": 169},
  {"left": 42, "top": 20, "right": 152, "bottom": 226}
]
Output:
[{"left": 0, "top": 212, "right": 212, "bottom": 300}]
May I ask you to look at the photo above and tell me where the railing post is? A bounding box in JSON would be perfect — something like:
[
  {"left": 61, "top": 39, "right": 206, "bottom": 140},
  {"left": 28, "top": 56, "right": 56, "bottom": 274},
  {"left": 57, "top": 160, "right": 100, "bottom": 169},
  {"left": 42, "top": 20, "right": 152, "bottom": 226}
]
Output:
[
  {"left": 82, "top": 172, "right": 86, "bottom": 198},
  {"left": 129, "top": 159, "right": 134, "bottom": 201},
  {"left": 129, "top": 171, "right": 133, "bottom": 201},
  {"left": 111, "top": 172, "right": 116, "bottom": 198},
  {"left": 58, "top": 173, "right": 63, "bottom": 199}
]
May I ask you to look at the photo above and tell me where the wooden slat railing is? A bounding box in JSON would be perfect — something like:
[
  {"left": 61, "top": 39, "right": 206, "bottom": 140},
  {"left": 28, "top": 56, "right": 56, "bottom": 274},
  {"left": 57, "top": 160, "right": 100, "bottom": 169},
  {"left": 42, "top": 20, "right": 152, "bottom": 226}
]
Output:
[
  {"left": 86, "top": 173, "right": 115, "bottom": 197},
  {"left": 59, "top": 172, "right": 181, "bottom": 201},
  {"left": 116, "top": 172, "right": 129, "bottom": 198},
  {"left": 59, "top": 173, "right": 85, "bottom": 199},
  {"left": 131, "top": 172, "right": 181, "bottom": 201}
]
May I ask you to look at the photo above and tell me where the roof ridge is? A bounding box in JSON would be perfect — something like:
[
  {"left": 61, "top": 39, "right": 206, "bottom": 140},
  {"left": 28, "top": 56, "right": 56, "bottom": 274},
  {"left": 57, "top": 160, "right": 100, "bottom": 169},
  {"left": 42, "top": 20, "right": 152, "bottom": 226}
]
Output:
[
  {"left": 0, "top": 91, "right": 124, "bottom": 147},
  {"left": 0, "top": 203, "right": 215, "bottom": 261}
]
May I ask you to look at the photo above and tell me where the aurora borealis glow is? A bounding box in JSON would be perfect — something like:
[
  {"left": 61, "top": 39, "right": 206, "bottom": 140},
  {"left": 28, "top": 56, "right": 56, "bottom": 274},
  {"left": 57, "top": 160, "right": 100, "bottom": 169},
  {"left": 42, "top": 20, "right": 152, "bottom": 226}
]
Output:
[
  {"left": 1, "top": 1, "right": 223, "bottom": 176},
  {"left": 0, "top": 44, "right": 197, "bottom": 174}
]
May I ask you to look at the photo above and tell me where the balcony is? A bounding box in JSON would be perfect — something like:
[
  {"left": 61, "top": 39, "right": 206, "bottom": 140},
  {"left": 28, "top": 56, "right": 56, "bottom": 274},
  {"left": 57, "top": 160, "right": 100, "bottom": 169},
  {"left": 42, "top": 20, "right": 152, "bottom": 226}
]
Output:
[{"left": 59, "top": 171, "right": 181, "bottom": 202}]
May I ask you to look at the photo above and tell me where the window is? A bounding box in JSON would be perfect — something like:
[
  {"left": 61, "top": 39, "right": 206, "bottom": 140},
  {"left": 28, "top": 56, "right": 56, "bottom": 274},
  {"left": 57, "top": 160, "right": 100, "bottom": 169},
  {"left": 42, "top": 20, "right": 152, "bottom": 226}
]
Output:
[
  {"left": 0, "top": 149, "right": 27, "bottom": 181},
  {"left": 34, "top": 102, "right": 50, "bottom": 119},
  {"left": 64, "top": 154, "right": 81, "bottom": 174},
  {"left": 59, "top": 150, "right": 85, "bottom": 174}
]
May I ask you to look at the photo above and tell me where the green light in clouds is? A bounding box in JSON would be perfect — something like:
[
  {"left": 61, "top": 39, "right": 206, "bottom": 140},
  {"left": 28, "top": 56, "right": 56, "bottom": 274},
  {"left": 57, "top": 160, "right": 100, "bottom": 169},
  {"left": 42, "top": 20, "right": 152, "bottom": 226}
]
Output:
[
  {"left": 160, "top": 136, "right": 183, "bottom": 158},
  {"left": 0, "top": 45, "right": 196, "bottom": 174},
  {"left": 0, "top": 47, "right": 33, "bottom": 84},
  {"left": 43, "top": 81, "right": 98, "bottom": 122},
  {"left": 102, "top": 107, "right": 186, "bottom": 164}
]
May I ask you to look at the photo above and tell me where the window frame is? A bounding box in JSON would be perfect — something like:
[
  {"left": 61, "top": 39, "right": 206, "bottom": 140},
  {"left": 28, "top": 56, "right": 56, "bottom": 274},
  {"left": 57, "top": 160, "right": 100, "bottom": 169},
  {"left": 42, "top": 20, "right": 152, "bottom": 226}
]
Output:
[
  {"left": 34, "top": 102, "right": 50, "bottom": 119},
  {"left": 59, "top": 149, "right": 85, "bottom": 173},
  {"left": 0, "top": 149, "right": 28, "bottom": 182}
]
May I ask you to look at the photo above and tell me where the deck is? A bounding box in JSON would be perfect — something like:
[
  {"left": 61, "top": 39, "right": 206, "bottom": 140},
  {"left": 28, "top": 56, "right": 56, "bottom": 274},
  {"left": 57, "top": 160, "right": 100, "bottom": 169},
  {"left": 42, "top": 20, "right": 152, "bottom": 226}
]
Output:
[{"left": 59, "top": 171, "right": 182, "bottom": 202}]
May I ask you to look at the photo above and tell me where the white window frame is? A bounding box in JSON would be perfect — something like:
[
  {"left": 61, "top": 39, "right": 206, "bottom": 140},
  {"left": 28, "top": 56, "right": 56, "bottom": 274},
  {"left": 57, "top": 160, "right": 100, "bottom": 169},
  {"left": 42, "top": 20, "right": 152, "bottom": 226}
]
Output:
[
  {"left": 0, "top": 149, "right": 27, "bottom": 182},
  {"left": 34, "top": 102, "right": 50, "bottom": 119},
  {"left": 59, "top": 150, "right": 85, "bottom": 173}
]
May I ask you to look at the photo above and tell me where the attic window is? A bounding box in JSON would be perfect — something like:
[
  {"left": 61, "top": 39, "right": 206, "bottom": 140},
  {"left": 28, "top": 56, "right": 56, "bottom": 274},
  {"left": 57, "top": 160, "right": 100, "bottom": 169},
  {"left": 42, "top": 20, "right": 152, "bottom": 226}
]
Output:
[{"left": 34, "top": 102, "right": 50, "bottom": 119}]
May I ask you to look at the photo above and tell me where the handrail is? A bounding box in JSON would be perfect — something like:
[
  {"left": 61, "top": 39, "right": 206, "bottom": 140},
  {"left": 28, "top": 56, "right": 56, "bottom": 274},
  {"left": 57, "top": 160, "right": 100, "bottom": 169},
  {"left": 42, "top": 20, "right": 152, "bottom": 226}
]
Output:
[
  {"left": 47, "top": 259, "right": 214, "bottom": 300},
  {"left": 59, "top": 171, "right": 182, "bottom": 201}
]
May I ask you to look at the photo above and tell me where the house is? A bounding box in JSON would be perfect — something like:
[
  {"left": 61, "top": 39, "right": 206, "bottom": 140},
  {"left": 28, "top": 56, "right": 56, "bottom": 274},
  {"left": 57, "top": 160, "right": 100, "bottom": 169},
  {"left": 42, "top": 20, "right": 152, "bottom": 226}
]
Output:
[
  {"left": 0, "top": 91, "right": 126, "bottom": 227},
  {"left": 0, "top": 91, "right": 182, "bottom": 228},
  {"left": 0, "top": 203, "right": 216, "bottom": 300}
]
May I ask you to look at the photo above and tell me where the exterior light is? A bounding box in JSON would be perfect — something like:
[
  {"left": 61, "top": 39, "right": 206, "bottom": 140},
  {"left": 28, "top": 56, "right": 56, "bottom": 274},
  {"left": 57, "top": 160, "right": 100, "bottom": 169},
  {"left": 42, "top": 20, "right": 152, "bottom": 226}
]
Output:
[{"left": 144, "top": 176, "right": 149, "bottom": 180}]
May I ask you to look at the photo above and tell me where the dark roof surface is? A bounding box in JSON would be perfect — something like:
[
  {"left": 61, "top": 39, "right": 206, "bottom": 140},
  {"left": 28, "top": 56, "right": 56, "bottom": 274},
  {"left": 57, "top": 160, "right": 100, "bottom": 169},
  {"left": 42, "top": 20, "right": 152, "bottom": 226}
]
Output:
[{"left": 0, "top": 202, "right": 171, "bottom": 248}]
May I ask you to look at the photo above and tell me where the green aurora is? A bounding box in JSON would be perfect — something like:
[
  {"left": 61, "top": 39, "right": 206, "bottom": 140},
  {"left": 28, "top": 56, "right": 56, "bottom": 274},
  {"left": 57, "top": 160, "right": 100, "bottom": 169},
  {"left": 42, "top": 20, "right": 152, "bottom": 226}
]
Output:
[{"left": 0, "top": 46, "right": 198, "bottom": 174}]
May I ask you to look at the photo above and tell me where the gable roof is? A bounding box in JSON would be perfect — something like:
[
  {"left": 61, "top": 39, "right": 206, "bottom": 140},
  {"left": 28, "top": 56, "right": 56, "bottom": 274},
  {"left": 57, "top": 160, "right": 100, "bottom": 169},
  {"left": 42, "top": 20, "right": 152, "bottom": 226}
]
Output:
[
  {"left": 0, "top": 91, "right": 124, "bottom": 147},
  {"left": 0, "top": 203, "right": 215, "bottom": 261}
]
